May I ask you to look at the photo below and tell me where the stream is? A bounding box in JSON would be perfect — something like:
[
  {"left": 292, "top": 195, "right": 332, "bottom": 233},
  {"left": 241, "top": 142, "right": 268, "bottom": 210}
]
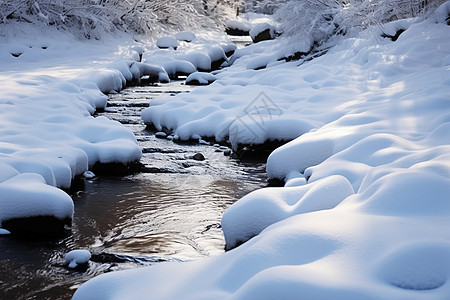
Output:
[{"left": 0, "top": 80, "right": 267, "bottom": 299}]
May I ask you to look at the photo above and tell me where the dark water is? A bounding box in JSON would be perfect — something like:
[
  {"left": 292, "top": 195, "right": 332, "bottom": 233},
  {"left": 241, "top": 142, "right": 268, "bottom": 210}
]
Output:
[{"left": 0, "top": 81, "right": 266, "bottom": 299}]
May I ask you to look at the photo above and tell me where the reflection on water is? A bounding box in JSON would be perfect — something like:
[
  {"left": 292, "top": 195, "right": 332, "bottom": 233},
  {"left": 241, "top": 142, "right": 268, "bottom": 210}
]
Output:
[{"left": 0, "top": 82, "right": 267, "bottom": 299}]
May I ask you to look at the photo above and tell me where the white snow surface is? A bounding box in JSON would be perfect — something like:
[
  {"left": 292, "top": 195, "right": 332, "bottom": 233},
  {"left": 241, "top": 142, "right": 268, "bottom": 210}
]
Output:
[
  {"left": 75, "top": 6, "right": 450, "bottom": 300},
  {"left": 65, "top": 249, "right": 91, "bottom": 269},
  {"left": 156, "top": 36, "right": 179, "bottom": 49},
  {"left": 0, "top": 24, "right": 144, "bottom": 227}
]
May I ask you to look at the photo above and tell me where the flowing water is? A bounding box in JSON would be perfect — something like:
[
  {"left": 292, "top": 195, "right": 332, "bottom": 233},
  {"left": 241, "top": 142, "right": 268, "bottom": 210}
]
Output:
[{"left": 0, "top": 81, "right": 267, "bottom": 299}]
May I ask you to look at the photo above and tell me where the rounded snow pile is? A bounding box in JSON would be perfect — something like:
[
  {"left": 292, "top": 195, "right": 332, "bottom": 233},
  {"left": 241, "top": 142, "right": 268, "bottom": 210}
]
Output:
[
  {"left": 65, "top": 249, "right": 91, "bottom": 269},
  {"left": 156, "top": 36, "right": 178, "bottom": 50}
]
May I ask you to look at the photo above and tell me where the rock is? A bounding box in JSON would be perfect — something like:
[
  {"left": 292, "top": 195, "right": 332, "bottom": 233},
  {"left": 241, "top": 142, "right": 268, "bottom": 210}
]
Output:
[
  {"left": 193, "top": 153, "right": 205, "bottom": 161},
  {"left": 83, "top": 171, "right": 96, "bottom": 179},
  {"left": 250, "top": 23, "right": 275, "bottom": 43},
  {"left": 2, "top": 216, "right": 71, "bottom": 237},
  {"left": 225, "top": 20, "right": 251, "bottom": 36},
  {"left": 381, "top": 29, "right": 406, "bottom": 41},
  {"left": 155, "top": 131, "right": 167, "bottom": 138}
]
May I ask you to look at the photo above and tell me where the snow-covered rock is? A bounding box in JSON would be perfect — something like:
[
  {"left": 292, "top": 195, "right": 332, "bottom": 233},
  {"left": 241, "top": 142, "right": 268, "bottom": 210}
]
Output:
[
  {"left": 156, "top": 36, "right": 179, "bottom": 49},
  {"left": 0, "top": 25, "right": 143, "bottom": 233},
  {"left": 250, "top": 22, "right": 276, "bottom": 43},
  {"left": 65, "top": 249, "right": 91, "bottom": 269},
  {"left": 175, "top": 31, "right": 196, "bottom": 42},
  {"left": 0, "top": 173, "right": 74, "bottom": 231},
  {"left": 225, "top": 20, "right": 252, "bottom": 36},
  {"left": 186, "top": 72, "right": 217, "bottom": 85}
]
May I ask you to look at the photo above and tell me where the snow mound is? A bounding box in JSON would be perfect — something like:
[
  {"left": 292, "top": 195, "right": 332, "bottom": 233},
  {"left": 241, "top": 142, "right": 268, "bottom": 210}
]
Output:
[
  {"left": 65, "top": 249, "right": 92, "bottom": 269},
  {"left": 186, "top": 72, "right": 217, "bottom": 85},
  {"left": 156, "top": 36, "right": 178, "bottom": 49},
  {"left": 0, "top": 173, "right": 74, "bottom": 226},
  {"left": 175, "top": 31, "right": 196, "bottom": 42},
  {"left": 250, "top": 23, "right": 275, "bottom": 43},
  {"left": 222, "top": 175, "right": 354, "bottom": 250},
  {"left": 0, "top": 30, "right": 144, "bottom": 232}
]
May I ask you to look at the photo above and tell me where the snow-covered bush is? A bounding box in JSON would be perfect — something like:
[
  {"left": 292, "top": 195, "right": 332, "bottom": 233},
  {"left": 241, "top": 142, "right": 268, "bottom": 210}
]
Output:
[
  {"left": 274, "top": 0, "right": 447, "bottom": 56},
  {"left": 0, "top": 0, "right": 244, "bottom": 39}
]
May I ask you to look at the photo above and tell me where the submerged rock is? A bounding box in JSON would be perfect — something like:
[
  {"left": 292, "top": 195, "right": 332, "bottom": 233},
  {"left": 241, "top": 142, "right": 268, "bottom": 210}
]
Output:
[{"left": 2, "top": 216, "right": 71, "bottom": 237}]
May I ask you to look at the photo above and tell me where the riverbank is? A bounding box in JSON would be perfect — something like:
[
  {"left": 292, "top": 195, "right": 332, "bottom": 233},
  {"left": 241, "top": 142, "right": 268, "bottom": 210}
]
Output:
[{"left": 75, "top": 3, "right": 450, "bottom": 300}]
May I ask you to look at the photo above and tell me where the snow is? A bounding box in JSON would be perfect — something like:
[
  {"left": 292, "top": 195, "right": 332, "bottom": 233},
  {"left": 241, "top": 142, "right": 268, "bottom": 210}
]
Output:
[
  {"left": 75, "top": 4, "right": 450, "bottom": 300},
  {"left": 0, "top": 24, "right": 144, "bottom": 230},
  {"left": 186, "top": 72, "right": 217, "bottom": 85},
  {"left": 175, "top": 31, "right": 196, "bottom": 42},
  {"left": 249, "top": 22, "right": 275, "bottom": 41},
  {"left": 65, "top": 249, "right": 91, "bottom": 269},
  {"left": 0, "top": 173, "right": 74, "bottom": 225},
  {"left": 225, "top": 20, "right": 252, "bottom": 33},
  {"left": 222, "top": 175, "right": 354, "bottom": 250},
  {"left": 156, "top": 36, "right": 179, "bottom": 49}
]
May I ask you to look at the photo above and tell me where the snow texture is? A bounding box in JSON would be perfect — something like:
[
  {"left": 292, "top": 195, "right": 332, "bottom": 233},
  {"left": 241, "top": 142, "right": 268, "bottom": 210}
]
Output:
[
  {"left": 65, "top": 249, "right": 91, "bottom": 269},
  {"left": 75, "top": 4, "right": 450, "bottom": 300},
  {"left": 0, "top": 25, "right": 143, "bottom": 229},
  {"left": 175, "top": 31, "right": 197, "bottom": 42},
  {"left": 156, "top": 36, "right": 179, "bottom": 49}
]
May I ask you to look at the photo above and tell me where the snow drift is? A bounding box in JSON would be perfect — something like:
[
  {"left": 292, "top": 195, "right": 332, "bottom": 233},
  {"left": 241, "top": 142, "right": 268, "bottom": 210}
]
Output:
[{"left": 75, "top": 4, "right": 450, "bottom": 299}]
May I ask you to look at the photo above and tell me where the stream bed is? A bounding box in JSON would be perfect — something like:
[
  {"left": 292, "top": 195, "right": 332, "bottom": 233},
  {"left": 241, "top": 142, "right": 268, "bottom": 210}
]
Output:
[{"left": 0, "top": 81, "right": 267, "bottom": 299}]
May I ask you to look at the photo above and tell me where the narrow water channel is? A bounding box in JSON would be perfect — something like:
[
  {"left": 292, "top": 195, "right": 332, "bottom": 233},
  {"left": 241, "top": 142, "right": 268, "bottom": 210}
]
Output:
[{"left": 0, "top": 81, "right": 267, "bottom": 299}]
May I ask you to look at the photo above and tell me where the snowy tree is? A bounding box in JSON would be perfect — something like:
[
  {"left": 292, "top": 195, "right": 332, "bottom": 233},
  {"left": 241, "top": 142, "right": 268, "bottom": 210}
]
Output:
[
  {"left": 273, "top": 0, "right": 446, "bottom": 56},
  {"left": 0, "top": 0, "right": 244, "bottom": 39}
]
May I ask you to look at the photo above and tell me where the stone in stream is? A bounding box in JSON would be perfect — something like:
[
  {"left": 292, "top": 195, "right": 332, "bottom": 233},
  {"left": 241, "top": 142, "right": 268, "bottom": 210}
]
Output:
[
  {"left": 192, "top": 153, "right": 205, "bottom": 161},
  {"left": 155, "top": 131, "right": 167, "bottom": 138},
  {"left": 65, "top": 249, "right": 91, "bottom": 270}
]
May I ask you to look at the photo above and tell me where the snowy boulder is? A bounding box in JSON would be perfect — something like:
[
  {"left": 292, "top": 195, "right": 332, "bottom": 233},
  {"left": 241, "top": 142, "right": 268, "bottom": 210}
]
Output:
[
  {"left": 207, "top": 46, "right": 228, "bottom": 70},
  {"left": 134, "top": 62, "right": 169, "bottom": 83},
  {"left": 0, "top": 173, "right": 74, "bottom": 235},
  {"left": 222, "top": 175, "right": 354, "bottom": 250},
  {"left": 220, "top": 43, "right": 237, "bottom": 57},
  {"left": 250, "top": 23, "right": 275, "bottom": 43},
  {"left": 175, "top": 31, "right": 196, "bottom": 42},
  {"left": 225, "top": 20, "right": 252, "bottom": 36},
  {"left": 186, "top": 72, "right": 217, "bottom": 85},
  {"left": 156, "top": 36, "right": 178, "bottom": 50},
  {"left": 177, "top": 52, "right": 212, "bottom": 72},
  {"left": 159, "top": 60, "right": 197, "bottom": 79},
  {"left": 65, "top": 249, "right": 91, "bottom": 269}
]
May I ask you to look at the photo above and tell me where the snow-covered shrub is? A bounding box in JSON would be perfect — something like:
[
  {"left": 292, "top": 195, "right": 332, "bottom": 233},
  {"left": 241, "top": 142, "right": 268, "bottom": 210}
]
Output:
[
  {"left": 0, "top": 0, "right": 244, "bottom": 39},
  {"left": 274, "top": 0, "right": 447, "bottom": 57}
]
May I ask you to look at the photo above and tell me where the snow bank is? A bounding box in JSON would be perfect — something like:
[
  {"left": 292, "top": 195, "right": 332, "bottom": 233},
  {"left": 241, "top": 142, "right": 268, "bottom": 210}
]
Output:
[
  {"left": 222, "top": 175, "right": 354, "bottom": 250},
  {"left": 75, "top": 5, "right": 450, "bottom": 299},
  {"left": 0, "top": 173, "right": 73, "bottom": 226},
  {"left": 0, "top": 26, "right": 143, "bottom": 231}
]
